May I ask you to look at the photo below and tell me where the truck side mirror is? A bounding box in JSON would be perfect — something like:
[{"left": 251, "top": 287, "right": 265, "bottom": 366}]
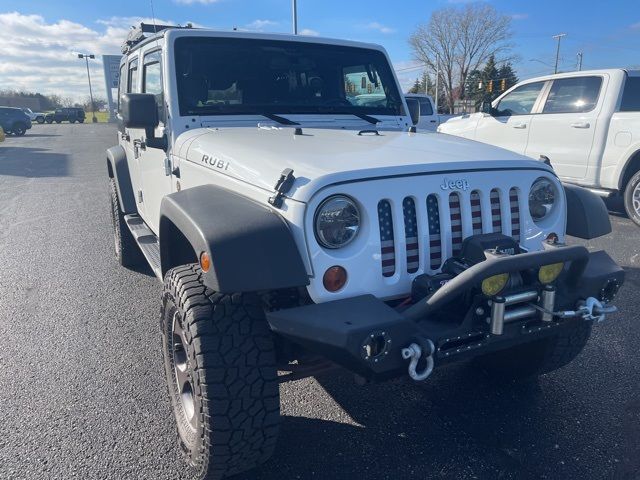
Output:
[
  {"left": 121, "top": 93, "right": 166, "bottom": 150},
  {"left": 406, "top": 97, "right": 420, "bottom": 126},
  {"left": 481, "top": 101, "right": 493, "bottom": 115}
]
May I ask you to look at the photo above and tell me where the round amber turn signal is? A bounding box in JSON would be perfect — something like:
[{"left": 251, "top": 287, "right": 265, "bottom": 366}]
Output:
[
  {"left": 323, "top": 266, "right": 347, "bottom": 292},
  {"left": 199, "top": 252, "right": 211, "bottom": 273}
]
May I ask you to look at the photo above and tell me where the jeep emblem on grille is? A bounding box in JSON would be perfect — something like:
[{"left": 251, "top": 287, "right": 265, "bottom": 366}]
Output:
[{"left": 440, "top": 178, "right": 470, "bottom": 191}]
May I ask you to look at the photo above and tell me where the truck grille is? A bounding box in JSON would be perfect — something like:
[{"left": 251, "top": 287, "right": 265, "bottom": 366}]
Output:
[{"left": 377, "top": 187, "right": 522, "bottom": 276}]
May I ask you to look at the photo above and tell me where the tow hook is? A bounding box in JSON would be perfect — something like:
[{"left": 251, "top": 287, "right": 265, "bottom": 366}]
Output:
[
  {"left": 401, "top": 338, "right": 435, "bottom": 382},
  {"left": 562, "top": 297, "right": 618, "bottom": 323}
]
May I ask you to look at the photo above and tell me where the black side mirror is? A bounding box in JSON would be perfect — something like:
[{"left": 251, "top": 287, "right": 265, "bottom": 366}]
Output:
[
  {"left": 481, "top": 101, "right": 492, "bottom": 114},
  {"left": 406, "top": 97, "right": 420, "bottom": 126},
  {"left": 121, "top": 93, "right": 166, "bottom": 150},
  {"left": 121, "top": 93, "right": 158, "bottom": 129}
]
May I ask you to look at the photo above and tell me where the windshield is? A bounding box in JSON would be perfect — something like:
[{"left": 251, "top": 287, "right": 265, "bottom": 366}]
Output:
[{"left": 174, "top": 36, "right": 404, "bottom": 117}]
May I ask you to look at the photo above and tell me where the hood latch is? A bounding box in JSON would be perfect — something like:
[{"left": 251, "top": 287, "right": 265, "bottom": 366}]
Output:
[{"left": 268, "top": 168, "right": 295, "bottom": 209}]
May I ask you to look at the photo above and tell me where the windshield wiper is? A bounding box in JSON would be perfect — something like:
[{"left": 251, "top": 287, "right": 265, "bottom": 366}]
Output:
[
  {"left": 261, "top": 113, "right": 300, "bottom": 126},
  {"left": 351, "top": 113, "right": 380, "bottom": 125}
]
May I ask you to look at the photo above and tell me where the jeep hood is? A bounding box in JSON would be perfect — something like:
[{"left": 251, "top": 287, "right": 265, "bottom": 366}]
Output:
[{"left": 177, "top": 127, "right": 551, "bottom": 203}]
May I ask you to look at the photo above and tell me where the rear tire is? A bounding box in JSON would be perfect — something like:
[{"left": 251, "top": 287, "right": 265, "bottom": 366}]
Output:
[
  {"left": 623, "top": 170, "right": 640, "bottom": 227},
  {"left": 36, "top": 116, "right": 45, "bottom": 124},
  {"left": 473, "top": 322, "right": 592, "bottom": 381},
  {"left": 70, "top": 119, "right": 76, "bottom": 124},
  {"left": 11, "top": 123, "right": 26, "bottom": 136},
  {"left": 109, "top": 178, "right": 142, "bottom": 267},
  {"left": 79, "top": 119, "right": 85, "bottom": 124},
  {"left": 46, "top": 118, "right": 53, "bottom": 124},
  {"left": 161, "top": 265, "right": 280, "bottom": 480}
]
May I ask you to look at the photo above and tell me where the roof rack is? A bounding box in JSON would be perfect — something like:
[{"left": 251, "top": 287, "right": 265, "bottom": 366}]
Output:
[{"left": 122, "top": 22, "right": 193, "bottom": 54}]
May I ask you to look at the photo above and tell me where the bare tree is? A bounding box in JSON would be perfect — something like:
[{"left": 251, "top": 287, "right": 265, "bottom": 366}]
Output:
[{"left": 409, "top": 4, "right": 513, "bottom": 113}]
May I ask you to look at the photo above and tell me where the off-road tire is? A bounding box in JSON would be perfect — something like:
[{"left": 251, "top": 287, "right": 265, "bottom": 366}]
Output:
[
  {"left": 623, "top": 170, "right": 640, "bottom": 227},
  {"left": 55, "top": 120, "right": 61, "bottom": 124},
  {"left": 45, "top": 118, "right": 53, "bottom": 124},
  {"left": 161, "top": 265, "right": 280, "bottom": 480},
  {"left": 79, "top": 119, "right": 85, "bottom": 124},
  {"left": 36, "top": 115, "right": 45, "bottom": 124},
  {"left": 473, "top": 322, "right": 592, "bottom": 381},
  {"left": 108, "top": 178, "right": 142, "bottom": 267},
  {"left": 70, "top": 119, "right": 76, "bottom": 124},
  {"left": 11, "top": 122, "right": 26, "bottom": 136}
]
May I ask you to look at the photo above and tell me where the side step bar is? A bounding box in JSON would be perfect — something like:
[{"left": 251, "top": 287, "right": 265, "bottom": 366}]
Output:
[{"left": 124, "top": 214, "right": 162, "bottom": 280}]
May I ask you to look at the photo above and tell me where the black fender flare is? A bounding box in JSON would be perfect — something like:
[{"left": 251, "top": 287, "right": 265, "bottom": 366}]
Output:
[
  {"left": 564, "top": 184, "right": 611, "bottom": 239},
  {"left": 106, "top": 145, "right": 136, "bottom": 213},
  {"left": 159, "top": 184, "right": 309, "bottom": 293}
]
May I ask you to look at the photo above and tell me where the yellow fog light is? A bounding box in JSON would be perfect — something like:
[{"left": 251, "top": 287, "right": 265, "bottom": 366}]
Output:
[
  {"left": 481, "top": 273, "right": 509, "bottom": 297},
  {"left": 538, "top": 262, "right": 564, "bottom": 284}
]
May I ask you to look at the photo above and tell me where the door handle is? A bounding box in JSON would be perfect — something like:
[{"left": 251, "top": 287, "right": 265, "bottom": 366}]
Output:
[
  {"left": 512, "top": 123, "right": 527, "bottom": 129},
  {"left": 570, "top": 122, "right": 590, "bottom": 129},
  {"left": 429, "top": 120, "right": 436, "bottom": 123}
]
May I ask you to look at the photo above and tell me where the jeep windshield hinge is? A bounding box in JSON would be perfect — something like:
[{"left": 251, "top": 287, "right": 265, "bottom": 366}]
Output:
[{"left": 268, "top": 168, "right": 295, "bottom": 209}]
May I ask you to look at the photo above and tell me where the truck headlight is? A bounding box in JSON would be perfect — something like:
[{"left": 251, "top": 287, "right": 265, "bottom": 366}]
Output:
[
  {"left": 314, "top": 195, "right": 360, "bottom": 249},
  {"left": 529, "top": 178, "right": 556, "bottom": 222}
]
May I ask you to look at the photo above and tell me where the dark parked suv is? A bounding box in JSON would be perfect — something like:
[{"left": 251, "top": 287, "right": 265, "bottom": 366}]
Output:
[
  {"left": 0, "top": 107, "right": 32, "bottom": 136},
  {"left": 45, "top": 108, "right": 86, "bottom": 124}
]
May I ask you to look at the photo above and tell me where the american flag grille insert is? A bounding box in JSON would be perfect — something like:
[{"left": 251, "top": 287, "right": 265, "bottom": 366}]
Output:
[
  {"left": 403, "top": 197, "right": 419, "bottom": 273},
  {"left": 470, "top": 190, "right": 482, "bottom": 235},
  {"left": 449, "top": 192, "right": 463, "bottom": 256},
  {"left": 427, "top": 194, "right": 442, "bottom": 270},
  {"left": 377, "top": 187, "right": 522, "bottom": 277},
  {"left": 378, "top": 200, "right": 395, "bottom": 277},
  {"left": 490, "top": 189, "right": 502, "bottom": 233},
  {"left": 509, "top": 188, "right": 521, "bottom": 242}
]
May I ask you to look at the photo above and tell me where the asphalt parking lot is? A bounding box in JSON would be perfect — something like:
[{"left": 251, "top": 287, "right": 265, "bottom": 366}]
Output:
[{"left": 0, "top": 123, "right": 639, "bottom": 480}]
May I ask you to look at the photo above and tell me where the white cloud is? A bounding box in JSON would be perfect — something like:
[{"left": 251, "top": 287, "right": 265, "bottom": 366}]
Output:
[
  {"left": 511, "top": 13, "right": 529, "bottom": 20},
  {"left": 0, "top": 13, "right": 188, "bottom": 101},
  {"left": 173, "top": 0, "right": 220, "bottom": 4},
  {"left": 244, "top": 19, "right": 279, "bottom": 31},
  {"left": 631, "top": 22, "right": 640, "bottom": 29},
  {"left": 365, "top": 22, "right": 395, "bottom": 34},
  {"left": 299, "top": 28, "right": 319, "bottom": 36}
]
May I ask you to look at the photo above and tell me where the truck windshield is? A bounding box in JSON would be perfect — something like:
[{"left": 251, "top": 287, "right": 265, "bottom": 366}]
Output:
[{"left": 174, "top": 36, "right": 404, "bottom": 117}]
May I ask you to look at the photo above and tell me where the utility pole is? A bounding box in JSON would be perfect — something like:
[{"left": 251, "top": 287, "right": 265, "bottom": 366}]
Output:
[
  {"left": 552, "top": 33, "right": 566, "bottom": 74},
  {"left": 292, "top": 0, "right": 298, "bottom": 34},
  {"left": 78, "top": 53, "right": 97, "bottom": 123},
  {"left": 577, "top": 52, "right": 583, "bottom": 71},
  {"left": 434, "top": 53, "right": 439, "bottom": 114}
]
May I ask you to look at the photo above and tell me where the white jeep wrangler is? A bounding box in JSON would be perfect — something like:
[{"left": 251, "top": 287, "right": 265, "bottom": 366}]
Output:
[{"left": 108, "top": 24, "right": 625, "bottom": 480}]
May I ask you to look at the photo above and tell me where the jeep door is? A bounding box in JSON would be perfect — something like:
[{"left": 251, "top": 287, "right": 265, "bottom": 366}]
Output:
[
  {"left": 136, "top": 48, "right": 171, "bottom": 234},
  {"left": 474, "top": 81, "right": 547, "bottom": 154},
  {"left": 120, "top": 55, "right": 146, "bottom": 219},
  {"left": 525, "top": 75, "right": 605, "bottom": 180}
]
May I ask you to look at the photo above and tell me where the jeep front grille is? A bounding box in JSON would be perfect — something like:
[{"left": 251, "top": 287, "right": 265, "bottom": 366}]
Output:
[{"left": 377, "top": 187, "right": 523, "bottom": 276}]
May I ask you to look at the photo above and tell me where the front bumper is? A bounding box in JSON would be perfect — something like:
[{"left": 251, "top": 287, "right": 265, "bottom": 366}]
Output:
[{"left": 267, "top": 246, "right": 624, "bottom": 380}]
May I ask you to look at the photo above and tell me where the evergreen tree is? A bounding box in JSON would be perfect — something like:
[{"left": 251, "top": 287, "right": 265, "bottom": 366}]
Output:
[
  {"left": 408, "top": 77, "right": 422, "bottom": 94},
  {"left": 498, "top": 62, "right": 519, "bottom": 92},
  {"left": 481, "top": 54, "right": 499, "bottom": 102}
]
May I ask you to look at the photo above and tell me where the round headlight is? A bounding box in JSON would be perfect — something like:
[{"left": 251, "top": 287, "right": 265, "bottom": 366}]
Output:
[
  {"left": 529, "top": 178, "right": 556, "bottom": 222},
  {"left": 314, "top": 195, "right": 360, "bottom": 249}
]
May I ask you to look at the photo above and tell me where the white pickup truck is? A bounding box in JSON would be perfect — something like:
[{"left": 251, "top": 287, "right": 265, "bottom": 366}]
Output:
[
  {"left": 404, "top": 94, "right": 457, "bottom": 131},
  {"left": 438, "top": 69, "right": 640, "bottom": 226}
]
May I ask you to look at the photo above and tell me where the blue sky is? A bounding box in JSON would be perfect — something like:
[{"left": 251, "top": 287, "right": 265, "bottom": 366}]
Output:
[{"left": 0, "top": 0, "right": 639, "bottom": 99}]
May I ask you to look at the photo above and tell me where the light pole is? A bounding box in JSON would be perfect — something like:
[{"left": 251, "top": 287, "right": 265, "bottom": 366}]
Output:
[
  {"left": 77, "top": 53, "right": 97, "bottom": 123},
  {"left": 552, "top": 33, "right": 566, "bottom": 74},
  {"left": 292, "top": 0, "right": 297, "bottom": 34},
  {"left": 577, "top": 52, "right": 583, "bottom": 71}
]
